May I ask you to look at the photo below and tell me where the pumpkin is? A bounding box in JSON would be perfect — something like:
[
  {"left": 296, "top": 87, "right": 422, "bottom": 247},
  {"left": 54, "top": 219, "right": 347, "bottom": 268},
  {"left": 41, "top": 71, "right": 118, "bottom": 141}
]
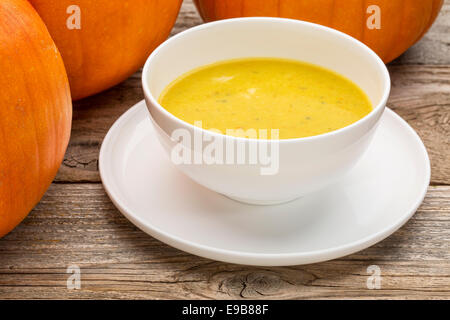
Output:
[
  {"left": 0, "top": 0, "right": 72, "bottom": 238},
  {"left": 194, "top": 0, "right": 443, "bottom": 63},
  {"left": 29, "top": 0, "right": 183, "bottom": 100}
]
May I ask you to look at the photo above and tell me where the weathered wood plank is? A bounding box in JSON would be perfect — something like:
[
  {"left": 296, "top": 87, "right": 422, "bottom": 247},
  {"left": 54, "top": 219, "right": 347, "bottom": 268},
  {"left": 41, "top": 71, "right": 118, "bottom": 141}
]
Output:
[
  {"left": 0, "top": 184, "right": 448, "bottom": 299},
  {"left": 56, "top": 73, "right": 144, "bottom": 183},
  {"left": 388, "top": 65, "right": 450, "bottom": 185}
]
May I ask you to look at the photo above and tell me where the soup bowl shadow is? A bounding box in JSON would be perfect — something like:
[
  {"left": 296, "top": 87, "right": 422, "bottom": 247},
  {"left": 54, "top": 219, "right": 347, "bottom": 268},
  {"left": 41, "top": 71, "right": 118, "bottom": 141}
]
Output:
[{"left": 142, "top": 17, "right": 391, "bottom": 205}]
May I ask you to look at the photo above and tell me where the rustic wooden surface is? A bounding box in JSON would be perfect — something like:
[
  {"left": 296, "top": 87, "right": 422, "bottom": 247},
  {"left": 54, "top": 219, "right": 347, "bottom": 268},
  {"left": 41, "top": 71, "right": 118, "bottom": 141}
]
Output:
[{"left": 0, "top": 0, "right": 449, "bottom": 300}]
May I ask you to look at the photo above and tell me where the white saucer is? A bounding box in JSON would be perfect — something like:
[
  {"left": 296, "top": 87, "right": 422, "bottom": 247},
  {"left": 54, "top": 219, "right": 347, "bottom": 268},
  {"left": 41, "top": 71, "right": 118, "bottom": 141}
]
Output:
[{"left": 99, "top": 100, "right": 430, "bottom": 266}]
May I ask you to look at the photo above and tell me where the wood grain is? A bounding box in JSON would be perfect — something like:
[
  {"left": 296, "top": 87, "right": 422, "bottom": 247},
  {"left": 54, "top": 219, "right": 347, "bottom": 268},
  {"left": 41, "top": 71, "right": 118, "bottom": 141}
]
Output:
[
  {"left": 0, "top": 0, "right": 449, "bottom": 300},
  {"left": 0, "top": 184, "right": 448, "bottom": 299},
  {"left": 389, "top": 65, "right": 450, "bottom": 185}
]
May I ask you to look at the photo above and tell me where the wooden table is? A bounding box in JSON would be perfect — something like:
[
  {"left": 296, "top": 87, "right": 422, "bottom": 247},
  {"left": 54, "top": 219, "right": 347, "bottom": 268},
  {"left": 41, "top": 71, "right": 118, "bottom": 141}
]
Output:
[{"left": 1, "top": 0, "right": 449, "bottom": 300}]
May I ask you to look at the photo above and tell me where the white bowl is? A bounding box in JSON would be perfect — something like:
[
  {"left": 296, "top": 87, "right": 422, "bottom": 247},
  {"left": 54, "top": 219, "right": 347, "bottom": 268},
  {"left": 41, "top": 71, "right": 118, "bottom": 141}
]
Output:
[{"left": 142, "top": 17, "right": 390, "bottom": 205}]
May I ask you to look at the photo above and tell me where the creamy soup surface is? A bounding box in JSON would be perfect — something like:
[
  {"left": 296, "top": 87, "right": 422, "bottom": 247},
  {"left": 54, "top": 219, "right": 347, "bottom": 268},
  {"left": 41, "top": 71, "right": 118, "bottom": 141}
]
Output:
[{"left": 159, "top": 58, "right": 372, "bottom": 139}]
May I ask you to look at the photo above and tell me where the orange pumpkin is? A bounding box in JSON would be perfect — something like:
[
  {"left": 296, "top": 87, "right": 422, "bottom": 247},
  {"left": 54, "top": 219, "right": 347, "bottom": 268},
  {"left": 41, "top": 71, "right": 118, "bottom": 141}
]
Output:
[
  {"left": 0, "top": 0, "right": 72, "bottom": 238},
  {"left": 29, "top": 0, "right": 183, "bottom": 100},
  {"left": 194, "top": 0, "right": 443, "bottom": 63}
]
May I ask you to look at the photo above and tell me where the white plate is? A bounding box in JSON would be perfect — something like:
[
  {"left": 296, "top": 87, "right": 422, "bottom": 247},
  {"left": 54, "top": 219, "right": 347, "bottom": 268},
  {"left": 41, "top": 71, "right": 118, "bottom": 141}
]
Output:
[{"left": 99, "top": 100, "right": 430, "bottom": 266}]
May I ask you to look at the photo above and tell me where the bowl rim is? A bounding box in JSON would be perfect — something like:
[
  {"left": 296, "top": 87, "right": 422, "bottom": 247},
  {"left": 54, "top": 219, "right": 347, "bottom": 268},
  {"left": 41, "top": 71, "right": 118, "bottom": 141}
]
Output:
[{"left": 142, "top": 17, "right": 391, "bottom": 144}]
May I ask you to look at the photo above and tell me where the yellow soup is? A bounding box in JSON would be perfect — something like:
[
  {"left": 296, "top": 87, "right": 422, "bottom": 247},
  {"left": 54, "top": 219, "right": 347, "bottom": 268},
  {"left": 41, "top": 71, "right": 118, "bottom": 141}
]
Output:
[{"left": 159, "top": 58, "right": 372, "bottom": 139}]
